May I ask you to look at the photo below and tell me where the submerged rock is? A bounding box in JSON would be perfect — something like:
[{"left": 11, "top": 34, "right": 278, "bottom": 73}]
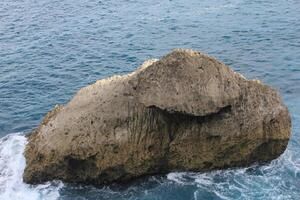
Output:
[{"left": 23, "top": 49, "right": 291, "bottom": 185}]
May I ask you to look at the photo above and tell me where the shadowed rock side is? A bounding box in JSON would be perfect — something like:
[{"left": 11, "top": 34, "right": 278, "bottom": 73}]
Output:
[{"left": 23, "top": 49, "right": 291, "bottom": 185}]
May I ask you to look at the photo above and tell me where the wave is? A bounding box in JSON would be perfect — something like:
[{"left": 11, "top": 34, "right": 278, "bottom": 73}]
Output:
[
  {"left": 0, "top": 132, "right": 299, "bottom": 200},
  {"left": 167, "top": 150, "right": 300, "bottom": 200},
  {"left": 0, "top": 133, "right": 63, "bottom": 200}
]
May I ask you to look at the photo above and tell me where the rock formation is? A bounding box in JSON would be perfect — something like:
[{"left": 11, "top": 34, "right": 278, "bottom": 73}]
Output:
[{"left": 23, "top": 49, "right": 291, "bottom": 185}]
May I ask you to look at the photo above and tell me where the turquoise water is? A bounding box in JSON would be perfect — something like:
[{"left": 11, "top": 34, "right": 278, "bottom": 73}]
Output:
[{"left": 0, "top": 0, "right": 299, "bottom": 199}]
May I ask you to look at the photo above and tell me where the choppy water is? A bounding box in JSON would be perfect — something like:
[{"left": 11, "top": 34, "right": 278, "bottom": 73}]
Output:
[{"left": 0, "top": 0, "right": 299, "bottom": 199}]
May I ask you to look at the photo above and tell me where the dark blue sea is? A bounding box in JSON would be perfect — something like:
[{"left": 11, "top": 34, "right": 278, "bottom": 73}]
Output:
[{"left": 0, "top": 0, "right": 299, "bottom": 199}]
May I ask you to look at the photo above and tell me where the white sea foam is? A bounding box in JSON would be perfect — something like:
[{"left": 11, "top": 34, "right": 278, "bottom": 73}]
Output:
[
  {"left": 167, "top": 172, "right": 188, "bottom": 185},
  {"left": 1, "top": 133, "right": 299, "bottom": 200},
  {"left": 0, "top": 133, "right": 63, "bottom": 200},
  {"left": 167, "top": 149, "right": 300, "bottom": 200}
]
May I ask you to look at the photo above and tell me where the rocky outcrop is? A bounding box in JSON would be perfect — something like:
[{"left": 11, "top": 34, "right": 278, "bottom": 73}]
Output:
[{"left": 23, "top": 49, "right": 291, "bottom": 185}]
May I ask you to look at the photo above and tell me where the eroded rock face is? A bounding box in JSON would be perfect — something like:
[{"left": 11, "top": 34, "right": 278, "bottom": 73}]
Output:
[{"left": 23, "top": 49, "right": 291, "bottom": 185}]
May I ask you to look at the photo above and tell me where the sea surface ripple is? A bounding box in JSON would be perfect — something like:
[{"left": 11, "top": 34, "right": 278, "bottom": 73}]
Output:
[{"left": 0, "top": 0, "right": 299, "bottom": 199}]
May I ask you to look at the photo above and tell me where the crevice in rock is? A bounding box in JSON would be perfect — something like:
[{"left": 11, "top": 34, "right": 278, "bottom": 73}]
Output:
[
  {"left": 147, "top": 104, "right": 232, "bottom": 124},
  {"left": 65, "top": 154, "right": 98, "bottom": 181}
]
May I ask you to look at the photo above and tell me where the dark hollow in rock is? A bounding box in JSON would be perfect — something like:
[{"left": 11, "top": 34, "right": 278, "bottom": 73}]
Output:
[{"left": 23, "top": 49, "right": 291, "bottom": 185}]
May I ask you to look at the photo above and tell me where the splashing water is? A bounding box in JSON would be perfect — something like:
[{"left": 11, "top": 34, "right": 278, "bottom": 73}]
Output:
[
  {"left": 0, "top": 132, "right": 299, "bottom": 200},
  {"left": 0, "top": 133, "right": 63, "bottom": 200},
  {"left": 167, "top": 150, "right": 300, "bottom": 200}
]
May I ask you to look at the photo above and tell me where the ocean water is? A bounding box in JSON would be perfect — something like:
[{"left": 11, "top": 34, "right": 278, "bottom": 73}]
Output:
[{"left": 0, "top": 0, "right": 299, "bottom": 199}]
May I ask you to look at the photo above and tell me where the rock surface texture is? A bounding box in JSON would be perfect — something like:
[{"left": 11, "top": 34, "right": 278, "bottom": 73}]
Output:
[{"left": 24, "top": 49, "right": 291, "bottom": 185}]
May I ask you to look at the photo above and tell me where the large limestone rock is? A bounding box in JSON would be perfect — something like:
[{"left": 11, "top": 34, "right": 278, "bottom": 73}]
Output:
[{"left": 23, "top": 49, "right": 291, "bottom": 185}]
